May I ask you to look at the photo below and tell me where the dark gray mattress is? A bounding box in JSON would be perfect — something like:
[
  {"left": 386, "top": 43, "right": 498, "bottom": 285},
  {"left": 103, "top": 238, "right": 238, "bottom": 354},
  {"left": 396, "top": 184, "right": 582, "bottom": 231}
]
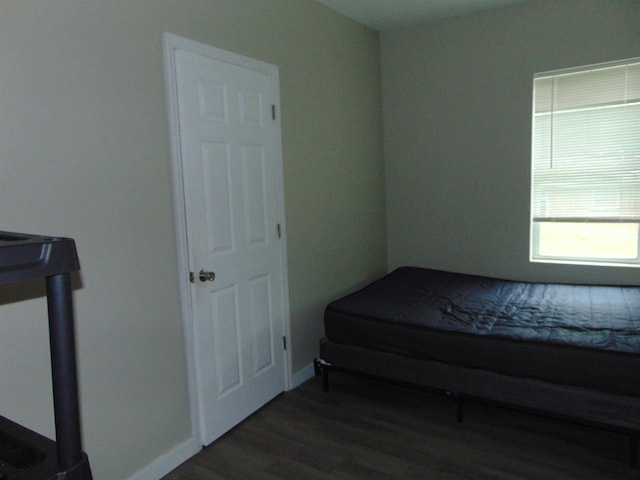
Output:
[{"left": 324, "top": 267, "right": 640, "bottom": 396}]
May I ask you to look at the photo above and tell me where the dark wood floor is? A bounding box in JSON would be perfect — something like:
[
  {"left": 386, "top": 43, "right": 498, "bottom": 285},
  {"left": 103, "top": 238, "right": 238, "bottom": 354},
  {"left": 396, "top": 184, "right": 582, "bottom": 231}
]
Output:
[{"left": 162, "top": 372, "right": 639, "bottom": 479}]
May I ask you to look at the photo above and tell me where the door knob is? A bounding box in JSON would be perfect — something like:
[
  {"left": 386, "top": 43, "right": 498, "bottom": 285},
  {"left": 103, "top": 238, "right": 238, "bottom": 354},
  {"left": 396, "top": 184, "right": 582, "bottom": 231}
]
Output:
[{"left": 199, "top": 270, "right": 216, "bottom": 282}]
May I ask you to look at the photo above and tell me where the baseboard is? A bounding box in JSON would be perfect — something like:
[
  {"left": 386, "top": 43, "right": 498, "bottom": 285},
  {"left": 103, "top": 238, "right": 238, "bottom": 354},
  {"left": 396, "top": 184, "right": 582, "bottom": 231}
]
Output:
[
  {"left": 290, "top": 362, "right": 316, "bottom": 389},
  {"left": 126, "top": 435, "right": 200, "bottom": 480}
]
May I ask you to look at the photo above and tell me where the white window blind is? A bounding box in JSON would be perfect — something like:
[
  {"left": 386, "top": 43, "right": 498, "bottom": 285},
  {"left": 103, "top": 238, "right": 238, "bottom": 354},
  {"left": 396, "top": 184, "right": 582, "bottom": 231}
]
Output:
[{"left": 531, "top": 58, "right": 640, "bottom": 265}]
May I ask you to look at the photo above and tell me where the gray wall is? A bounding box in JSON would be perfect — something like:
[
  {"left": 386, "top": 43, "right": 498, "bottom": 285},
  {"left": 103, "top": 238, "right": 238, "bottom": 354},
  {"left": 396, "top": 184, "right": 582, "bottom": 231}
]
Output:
[
  {"left": 382, "top": 0, "right": 640, "bottom": 285},
  {"left": 0, "top": 1, "right": 385, "bottom": 479}
]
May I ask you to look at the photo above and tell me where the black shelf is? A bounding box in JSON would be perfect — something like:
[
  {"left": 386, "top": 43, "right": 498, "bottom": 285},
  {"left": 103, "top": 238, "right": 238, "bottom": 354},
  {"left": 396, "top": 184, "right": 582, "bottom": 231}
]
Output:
[{"left": 0, "top": 232, "right": 92, "bottom": 480}]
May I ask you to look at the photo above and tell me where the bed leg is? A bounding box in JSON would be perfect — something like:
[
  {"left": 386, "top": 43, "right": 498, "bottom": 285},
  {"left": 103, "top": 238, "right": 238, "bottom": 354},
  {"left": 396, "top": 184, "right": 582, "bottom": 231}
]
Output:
[
  {"left": 313, "top": 358, "right": 331, "bottom": 393},
  {"left": 630, "top": 433, "right": 638, "bottom": 469},
  {"left": 445, "top": 391, "right": 464, "bottom": 423}
]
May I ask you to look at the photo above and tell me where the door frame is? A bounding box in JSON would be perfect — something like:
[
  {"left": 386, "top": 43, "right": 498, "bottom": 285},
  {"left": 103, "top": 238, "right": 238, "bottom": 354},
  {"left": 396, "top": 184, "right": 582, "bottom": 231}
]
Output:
[{"left": 162, "top": 32, "right": 292, "bottom": 445}]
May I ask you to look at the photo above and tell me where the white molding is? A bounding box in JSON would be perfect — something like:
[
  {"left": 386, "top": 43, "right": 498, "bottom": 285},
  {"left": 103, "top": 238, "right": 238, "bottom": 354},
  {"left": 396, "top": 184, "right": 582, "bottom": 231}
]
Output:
[
  {"left": 126, "top": 436, "right": 200, "bottom": 480},
  {"left": 163, "top": 32, "right": 278, "bottom": 74},
  {"left": 290, "top": 362, "right": 316, "bottom": 390},
  {"left": 162, "top": 31, "right": 203, "bottom": 446}
]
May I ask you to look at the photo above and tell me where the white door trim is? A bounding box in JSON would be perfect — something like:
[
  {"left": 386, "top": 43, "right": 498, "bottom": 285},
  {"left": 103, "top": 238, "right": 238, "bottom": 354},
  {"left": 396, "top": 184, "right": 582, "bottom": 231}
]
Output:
[{"left": 162, "top": 32, "right": 292, "bottom": 447}]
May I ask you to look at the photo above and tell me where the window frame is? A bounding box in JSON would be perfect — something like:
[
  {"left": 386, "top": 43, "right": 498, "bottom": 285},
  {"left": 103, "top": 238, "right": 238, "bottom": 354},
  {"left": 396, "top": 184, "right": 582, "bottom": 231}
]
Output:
[
  {"left": 529, "top": 57, "right": 640, "bottom": 268},
  {"left": 530, "top": 221, "right": 640, "bottom": 267}
]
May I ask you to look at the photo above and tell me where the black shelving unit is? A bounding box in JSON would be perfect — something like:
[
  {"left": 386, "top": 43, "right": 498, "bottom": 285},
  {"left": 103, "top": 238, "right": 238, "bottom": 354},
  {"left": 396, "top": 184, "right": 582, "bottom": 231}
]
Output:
[{"left": 0, "top": 232, "right": 92, "bottom": 480}]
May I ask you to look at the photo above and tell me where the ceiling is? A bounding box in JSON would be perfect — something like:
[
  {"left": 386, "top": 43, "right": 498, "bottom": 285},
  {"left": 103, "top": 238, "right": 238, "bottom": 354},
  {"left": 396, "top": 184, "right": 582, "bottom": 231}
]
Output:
[{"left": 315, "top": 0, "right": 533, "bottom": 31}]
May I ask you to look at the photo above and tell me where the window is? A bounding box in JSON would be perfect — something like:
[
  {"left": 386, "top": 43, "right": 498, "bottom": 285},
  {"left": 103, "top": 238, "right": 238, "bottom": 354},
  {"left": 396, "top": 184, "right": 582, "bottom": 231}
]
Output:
[{"left": 530, "top": 58, "right": 640, "bottom": 266}]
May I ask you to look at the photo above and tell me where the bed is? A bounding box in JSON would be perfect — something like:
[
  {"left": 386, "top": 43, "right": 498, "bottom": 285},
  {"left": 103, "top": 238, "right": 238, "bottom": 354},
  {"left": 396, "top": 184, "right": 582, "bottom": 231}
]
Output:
[{"left": 315, "top": 267, "right": 640, "bottom": 467}]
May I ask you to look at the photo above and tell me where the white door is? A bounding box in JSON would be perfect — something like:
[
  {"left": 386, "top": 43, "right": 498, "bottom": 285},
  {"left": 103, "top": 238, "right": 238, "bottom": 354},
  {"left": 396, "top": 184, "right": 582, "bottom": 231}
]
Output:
[{"left": 171, "top": 44, "right": 288, "bottom": 445}]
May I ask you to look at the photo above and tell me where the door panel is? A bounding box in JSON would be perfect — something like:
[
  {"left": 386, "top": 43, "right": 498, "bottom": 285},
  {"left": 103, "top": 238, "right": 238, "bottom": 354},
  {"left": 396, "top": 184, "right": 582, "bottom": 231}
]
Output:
[
  {"left": 243, "top": 145, "right": 268, "bottom": 246},
  {"left": 203, "top": 142, "right": 234, "bottom": 254},
  {"left": 211, "top": 285, "right": 241, "bottom": 397},
  {"left": 248, "top": 273, "right": 274, "bottom": 374}
]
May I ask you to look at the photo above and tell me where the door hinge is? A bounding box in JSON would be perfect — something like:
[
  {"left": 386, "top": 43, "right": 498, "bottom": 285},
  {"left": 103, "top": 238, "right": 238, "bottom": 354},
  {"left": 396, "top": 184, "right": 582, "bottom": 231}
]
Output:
[
  {"left": 277, "top": 223, "right": 282, "bottom": 239},
  {"left": 282, "top": 336, "right": 287, "bottom": 350},
  {"left": 272, "top": 104, "right": 276, "bottom": 120}
]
